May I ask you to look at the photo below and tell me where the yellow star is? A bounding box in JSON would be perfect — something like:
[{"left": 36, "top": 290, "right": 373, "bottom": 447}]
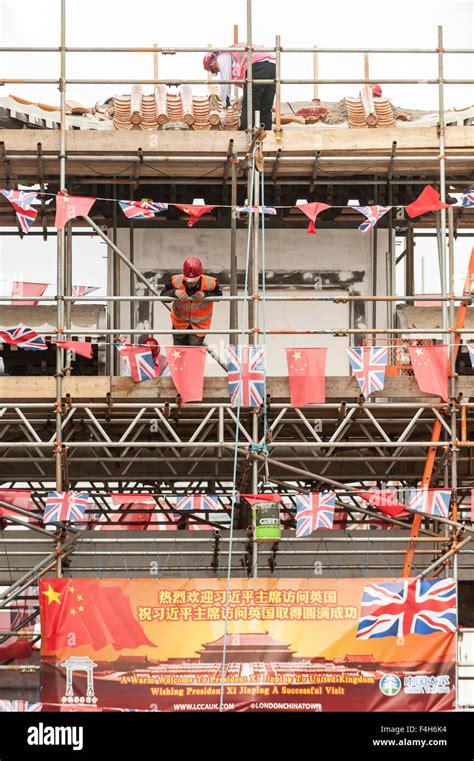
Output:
[
  {"left": 70, "top": 608, "right": 76, "bottom": 616},
  {"left": 292, "top": 351, "right": 302, "bottom": 360},
  {"left": 42, "top": 584, "right": 62, "bottom": 606},
  {"left": 78, "top": 605, "right": 84, "bottom": 612},
  {"left": 414, "top": 348, "right": 424, "bottom": 356},
  {"left": 69, "top": 585, "right": 75, "bottom": 593},
  {"left": 172, "top": 350, "right": 181, "bottom": 360},
  {"left": 76, "top": 594, "right": 83, "bottom": 601}
]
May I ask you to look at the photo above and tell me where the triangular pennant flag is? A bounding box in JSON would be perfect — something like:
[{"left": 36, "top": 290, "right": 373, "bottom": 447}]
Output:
[
  {"left": 226, "top": 345, "right": 265, "bottom": 408},
  {"left": 408, "top": 488, "right": 452, "bottom": 518},
  {"left": 357, "top": 489, "right": 407, "bottom": 518},
  {"left": 295, "top": 492, "right": 336, "bottom": 536},
  {"left": 0, "top": 325, "right": 47, "bottom": 351},
  {"left": 175, "top": 204, "right": 217, "bottom": 227},
  {"left": 55, "top": 340, "right": 93, "bottom": 359},
  {"left": 285, "top": 348, "right": 326, "bottom": 406},
  {"left": 54, "top": 194, "right": 96, "bottom": 229},
  {"left": 118, "top": 344, "right": 157, "bottom": 382},
  {"left": 355, "top": 205, "right": 391, "bottom": 232},
  {"left": 0, "top": 189, "right": 38, "bottom": 233},
  {"left": 467, "top": 344, "right": 474, "bottom": 368},
  {"left": 118, "top": 200, "right": 168, "bottom": 219},
  {"left": 295, "top": 202, "right": 331, "bottom": 234},
  {"left": 72, "top": 285, "right": 100, "bottom": 298},
  {"left": 347, "top": 346, "right": 387, "bottom": 398},
  {"left": 165, "top": 346, "right": 207, "bottom": 402},
  {"left": 462, "top": 190, "right": 474, "bottom": 208},
  {"left": 240, "top": 494, "right": 283, "bottom": 506},
  {"left": 408, "top": 345, "right": 449, "bottom": 401},
  {"left": 405, "top": 185, "right": 450, "bottom": 219},
  {"left": 11, "top": 281, "right": 48, "bottom": 306},
  {"left": 236, "top": 205, "right": 277, "bottom": 217}
]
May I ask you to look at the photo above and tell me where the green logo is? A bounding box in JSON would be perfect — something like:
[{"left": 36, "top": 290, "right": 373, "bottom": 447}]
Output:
[{"left": 379, "top": 674, "right": 401, "bottom": 696}]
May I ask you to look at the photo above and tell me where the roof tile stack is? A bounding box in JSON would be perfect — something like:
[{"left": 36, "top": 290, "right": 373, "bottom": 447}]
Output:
[
  {"left": 112, "top": 86, "right": 239, "bottom": 130},
  {"left": 346, "top": 86, "right": 395, "bottom": 129}
]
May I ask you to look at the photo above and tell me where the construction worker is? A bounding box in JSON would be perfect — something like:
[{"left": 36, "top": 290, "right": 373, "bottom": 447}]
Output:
[
  {"left": 161, "top": 257, "right": 222, "bottom": 346},
  {"left": 140, "top": 336, "right": 169, "bottom": 376},
  {"left": 203, "top": 45, "right": 276, "bottom": 131}
]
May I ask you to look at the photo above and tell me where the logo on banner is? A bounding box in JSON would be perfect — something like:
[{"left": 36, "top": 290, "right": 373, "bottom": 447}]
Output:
[
  {"left": 379, "top": 674, "right": 401, "bottom": 696},
  {"left": 61, "top": 655, "right": 98, "bottom": 706}
]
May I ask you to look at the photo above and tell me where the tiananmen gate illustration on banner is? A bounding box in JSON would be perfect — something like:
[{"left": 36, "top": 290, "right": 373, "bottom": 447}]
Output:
[{"left": 39, "top": 578, "right": 455, "bottom": 712}]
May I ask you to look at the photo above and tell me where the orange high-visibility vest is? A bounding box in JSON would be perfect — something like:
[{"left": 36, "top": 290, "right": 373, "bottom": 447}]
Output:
[{"left": 170, "top": 274, "right": 217, "bottom": 336}]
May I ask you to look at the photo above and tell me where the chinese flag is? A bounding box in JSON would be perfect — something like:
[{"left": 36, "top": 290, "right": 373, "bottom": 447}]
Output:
[
  {"left": 55, "top": 195, "right": 96, "bottom": 230},
  {"left": 40, "top": 579, "right": 154, "bottom": 653},
  {"left": 408, "top": 345, "right": 449, "bottom": 401},
  {"left": 165, "top": 346, "right": 207, "bottom": 402},
  {"left": 11, "top": 281, "right": 48, "bottom": 306},
  {"left": 240, "top": 494, "right": 283, "bottom": 506},
  {"left": 405, "top": 185, "right": 450, "bottom": 219},
  {"left": 175, "top": 204, "right": 216, "bottom": 228},
  {"left": 286, "top": 348, "right": 327, "bottom": 406},
  {"left": 55, "top": 340, "right": 93, "bottom": 359},
  {"left": 295, "top": 202, "right": 331, "bottom": 234},
  {"left": 357, "top": 489, "right": 407, "bottom": 518}
]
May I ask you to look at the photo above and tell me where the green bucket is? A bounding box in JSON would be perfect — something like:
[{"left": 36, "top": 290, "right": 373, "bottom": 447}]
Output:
[{"left": 252, "top": 501, "right": 281, "bottom": 543}]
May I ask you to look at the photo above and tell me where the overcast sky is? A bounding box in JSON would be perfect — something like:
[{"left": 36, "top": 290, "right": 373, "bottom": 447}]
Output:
[{"left": 0, "top": 0, "right": 473, "bottom": 294}]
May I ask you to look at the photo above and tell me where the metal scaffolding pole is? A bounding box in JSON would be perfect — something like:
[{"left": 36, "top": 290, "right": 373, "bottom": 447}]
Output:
[
  {"left": 64, "top": 222, "right": 73, "bottom": 376},
  {"left": 54, "top": 0, "right": 66, "bottom": 581},
  {"left": 229, "top": 149, "right": 238, "bottom": 340},
  {"left": 246, "top": 0, "right": 253, "bottom": 142},
  {"left": 438, "top": 26, "right": 449, "bottom": 342}
]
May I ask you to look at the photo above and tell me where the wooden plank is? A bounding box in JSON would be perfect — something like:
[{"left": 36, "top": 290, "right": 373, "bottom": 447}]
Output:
[
  {"left": 0, "top": 126, "right": 472, "bottom": 156},
  {"left": 1, "top": 374, "right": 473, "bottom": 400}
]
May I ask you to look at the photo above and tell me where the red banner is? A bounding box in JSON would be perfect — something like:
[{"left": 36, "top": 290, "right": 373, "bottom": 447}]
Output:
[{"left": 39, "top": 578, "right": 455, "bottom": 713}]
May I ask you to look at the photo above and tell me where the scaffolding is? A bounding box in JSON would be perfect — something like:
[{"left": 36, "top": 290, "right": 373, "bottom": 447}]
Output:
[{"left": 0, "top": 0, "right": 473, "bottom": 708}]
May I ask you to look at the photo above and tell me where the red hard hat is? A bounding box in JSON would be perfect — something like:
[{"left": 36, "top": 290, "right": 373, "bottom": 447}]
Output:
[
  {"left": 142, "top": 336, "right": 159, "bottom": 360},
  {"left": 183, "top": 257, "right": 203, "bottom": 279},
  {"left": 203, "top": 52, "right": 217, "bottom": 71},
  {"left": 371, "top": 84, "right": 382, "bottom": 98}
]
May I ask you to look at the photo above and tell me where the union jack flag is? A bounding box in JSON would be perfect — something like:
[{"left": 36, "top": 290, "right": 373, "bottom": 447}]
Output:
[
  {"left": 226, "top": 345, "right": 265, "bottom": 408},
  {"left": 294, "top": 492, "right": 336, "bottom": 537},
  {"left": 347, "top": 346, "right": 387, "bottom": 398},
  {"left": 72, "top": 285, "right": 100, "bottom": 298},
  {"left": 236, "top": 205, "right": 277, "bottom": 216},
  {"left": 0, "top": 325, "right": 47, "bottom": 351},
  {"left": 118, "top": 344, "right": 157, "bottom": 382},
  {"left": 175, "top": 493, "right": 220, "bottom": 530},
  {"left": 408, "top": 488, "right": 451, "bottom": 519},
  {"left": 43, "top": 491, "right": 91, "bottom": 525},
  {"left": 0, "top": 189, "right": 38, "bottom": 233},
  {"left": 355, "top": 205, "right": 391, "bottom": 233},
  {"left": 0, "top": 701, "right": 42, "bottom": 712},
  {"left": 356, "top": 578, "right": 456, "bottom": 639},
  {"left": 462, "top": 190, "right": 474, "bottom": 208},
  {"left": 118, "top": 200, "right": 168, "bottom": 219}
]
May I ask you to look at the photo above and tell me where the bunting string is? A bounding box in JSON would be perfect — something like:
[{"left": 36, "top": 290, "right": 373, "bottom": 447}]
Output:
[{"left": 0, "top": 185, "right": 471, "bottom": 235}]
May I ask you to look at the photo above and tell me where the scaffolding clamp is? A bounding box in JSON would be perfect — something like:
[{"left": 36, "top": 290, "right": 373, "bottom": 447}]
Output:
[{"left": 333, "top": 330, "right": 348, "bottom": 337}]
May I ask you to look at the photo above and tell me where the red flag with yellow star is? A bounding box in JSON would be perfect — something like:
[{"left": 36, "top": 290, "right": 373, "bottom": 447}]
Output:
[
  {"left": 39, "top": 579, "right": 153, "bottom": 654},
  {"left": 165, "top": 346, "right": 207, "bottom": 402},
  {"left": 285, "top": 348, "right": 327, "bottom": 406},
  {"left": 408, "top": 345, "right": 449, "bottom": 401},
  {"left": 174, "top": 204, "right": 216, "bottom": 228}
]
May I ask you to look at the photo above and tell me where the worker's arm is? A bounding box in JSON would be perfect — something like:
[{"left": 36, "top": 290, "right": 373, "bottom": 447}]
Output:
[
  {"left": 161, "top": 280, "right": 188, "bottom": 301},
  {"left": 203, "top": 281, "right": 223, "bottom": 298},
  {"left": 160, "top": 279, "right": 177, "bottom": 299},
  {"left": 217, "top": 53, "right": 232, "bottom": 107}
]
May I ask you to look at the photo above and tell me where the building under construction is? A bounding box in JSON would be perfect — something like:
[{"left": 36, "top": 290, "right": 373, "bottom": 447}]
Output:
[{"left": 0, "top": 2, "right": 473, "bottom": 716}]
